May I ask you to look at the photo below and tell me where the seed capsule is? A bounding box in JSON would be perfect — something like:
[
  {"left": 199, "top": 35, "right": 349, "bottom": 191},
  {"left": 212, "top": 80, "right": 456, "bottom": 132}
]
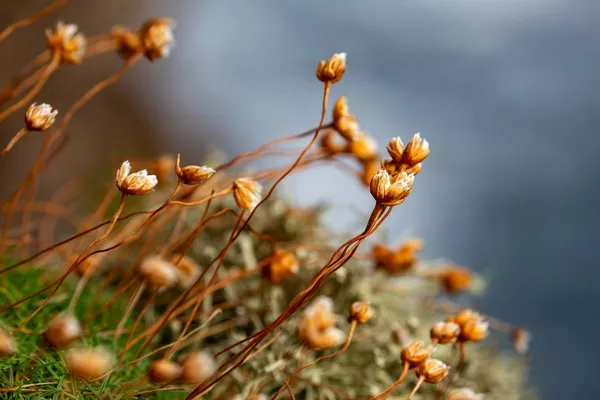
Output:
[
  {"left": 116, "top": 161, "right": 158, "bottom": 195},
  {"left": 316, "top": 53, "right": 347, "bottom": 84},
  {"left": 401, "top": 340, "right": 432, "bottom": 367},
  {"left": 65, "top": 347, "right": 114, "bottom": 380},
  {"left": 148, "top": 359, "right": 182, "bottom": 383},
  {"left": 402, "top": 133, "right": 430, "bottom": 166},
  {"left": 24, "top": 103, "right": 57, "bottom": 131},
  {"left": 175, "top": 154, "right": 215, "bottom": 185},
  {"left": 139, "top": 255, "right": 178, "bottom": 289},
  {"left": 349, "top": 301, "right": 373, "bottom": 324},
  {"left": 460, "top": 319, "right": 489, "bottom": 343},
  {"left": 386, "top": 136, "right": 404, "bottom": 164},
  {"left": 140, "top": 18, "right": 175, "bottom": 61},
  {"left": 416, "top": 359, "right": 449, "bottom": 383},
  {"left": 180, "top": 351, "right": 216, "bottom": 384},
  {"left": 430, "top": 321, "right": 460, "bottom": 344},
  {"left": 44, "top": 313, "right": 81, "bottom": 348},
  {"left": 233, "top": 178, "right": 262, "bottom": 211},
  {"left": 46, "top": 21, "right": 86, "bottom": 64},
  {"left": 263, "top": 249, "right": 299, "bottom": 283}
]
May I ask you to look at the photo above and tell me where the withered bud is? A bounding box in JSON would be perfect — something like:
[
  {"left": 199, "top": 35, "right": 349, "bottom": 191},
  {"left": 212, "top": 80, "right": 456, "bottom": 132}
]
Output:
[
  {"left": 65, "top": 347, "right": 114, "bottom": 380},
  {"left": 386, "top": 136, "right": 404, "bottom": 164},
  {"left": 263, "top": 249, "right": 299, "bottom": 283},
  {"left": 407, "top": 163, "right": 422, "bottom": 175},
  {"left": 512, "top": 328, "right": 531, "bottom": 355},
  {"left": 175, "top": 154, "right": 215, "bottom": 185},
  {"left": 0, "top": 329, "right": 17, "bottom": 356},
  {"left": 439, "top": 266, "right": 473, "bottom": 294},
  {"left": 376, "top": 238, "right": 423, "bottom": 275},
  {"left": 139, "top": 255, "right": 178, "bottom": 289},
  {"left": 315, "top": 52, "right": 346, "bottom": 84},
  {"left": 320, "top": 130, "right": 348, "bottom": 155},
  {"left": 46, "top": 21, "right": 86, "bottom": 64},
  {"left": 447, "top": 388, "right": 485, "bottom": 400},
  {"left": 44, "top": 313, "right": 81, "bottom": 348},
  {"left": 24, "top": 103, "right": 57, "bottom": 131},
  {"left": 303, "top": 296, "right": 336, "bottom": 331},
  {"left": 360, "top": 159, "right": 380, "bottom": 187},
  {"left": 348, "top": 134, "right": 378, "bottom": 162},
  {"left": 304, "top": 326, "right": 346, "bottom": 349},
  {"left": 148, "top": 359, "right": 182, "bottom": 383},
  {"left": 180, "top": 351, "right": 216, "bottom": 383},
  {"left": 170, "top": 254, "right": 200, "bottom": 289},
  {"left": 402, "top": 133, "right": 430, "bottom": 166},
  {"left": 112, "top": 26, "right": 143, "bottom": 60},
  {"left": 449, "top": 309, "right": 483, "bottom": 329},
  {"left": 430, "top": 321, "right": 460, "bottom": 344},
  {"left": 349, "top": 301, "right": 373, "bottom": 324},
  {"left": 401, "top": 340, "right": 432, "bottom": 367},
  {"left": 332, "top": 96, "right": 360, "bottom": 142},
  {"left": 140, "top": 18, "right": 175, "bottom": 61},
  {"left": 460, "top": 319, "right": 489, "bottom": 343},
  {"left": 233, "top": 178, "right": 263, "bottom": 211},
  {"left": 416, "top": 359, "right": 449, "bottom": 383},
  {"left": 116, "top": 160, "right": 158, "bottom": 195},
  {"left": 369, "top": 170, "right": 414, "bottom": 206}
]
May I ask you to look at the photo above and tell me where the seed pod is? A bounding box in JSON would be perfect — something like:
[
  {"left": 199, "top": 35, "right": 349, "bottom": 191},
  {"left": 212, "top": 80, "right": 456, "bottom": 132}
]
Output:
[
  {"left": 180, "top": 351, "right": 216, "bottom": 384},
  {"left": 233, "top": 178, "right": 262, "bottom": 211},
  {"left": 416, "top": 359, "right": 449, "bottom": 383},
  {"left": 112, "top": 26, "right": 143, "bottom": 60},
  {"left": 263, "top": 249, "right": 299, "bottom": 283},
  {"left": 170, "top": 254, "right": 200, "bottom": 289},
  {"left": 44, "top": 313, "right": 81, "bottom": 348},
  {"left": 175, "top": 154, "right": 215, "bottom": 185},
  {"left": 439, "top": 266, "right": 473, "bottom": 294},
  {"left": 140, "top": 18, "right": 175, "bottom": 61},
  {"left": 349, "top": 301, "right": 373, "bottom": 324},
  {"left": 139, "top": 255, "right": 178, "bottom": 289},
  {"left": 449, "top": 309, "right": 483, "bottom": 329},
  {"left": 430, "top": 321, "right": 460, "bottom": 344},
  {"left": 24, "top": 103, "right": 57, "bottom": 131},
  {"left": 348, "top": 134, "right": 378, "bottom": 162},
  {"left": 304, "top": 326, "right": 346, "bottom": 349},
  {"left": 402, "top": 133, "right": 430, "bottom": 166},
  {"left": 460, "top": 319, "right": 489, "bottom": 343},
  {"left": 320, "top": 130, "right": 348, "bottom": 155},
  {"left": 316, "top": 53, "right": 347, "bottom": 84},
  {"left": 46, "top": 21, "right": 86, "bottom": 64},
  {"left": 0, "top": 329, "right": 17, "bottom": 356},
  {"left": 386, "top": 136, "right": 404, "bottom": 164},
  {"left": 332, "top": 96, "right": 360, "bottom": 142},
  {"left": 148, "top": 359, "right": 182, "bottom": 383},
  {"left": 65, "top": 347, "right": 114, "bottom": 380},
  {"left": 401, "top": 340, "right": 432, "bottom": 367},
  {"left": 370, "top": 170, "right": 414, "bottom": 206},
  {"left": 116, "top": 161, "right": 158, "bottom": 195}
]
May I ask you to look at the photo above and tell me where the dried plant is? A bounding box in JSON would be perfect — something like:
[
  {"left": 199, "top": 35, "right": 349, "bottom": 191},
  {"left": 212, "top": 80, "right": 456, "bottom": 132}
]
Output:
[{"left": 0, "top": 3, "right": 534, "bottom": 399}]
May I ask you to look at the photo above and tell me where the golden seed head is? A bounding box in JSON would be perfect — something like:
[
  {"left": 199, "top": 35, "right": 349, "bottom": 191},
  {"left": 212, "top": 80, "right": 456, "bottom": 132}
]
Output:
[
  {"left": 305, "top": 327, "right": 346, "bottom": 349},
  {"left": 175, "top": 154, "right": 215, "bottom": 185},
  {"left": 375, "top": 238, "right": 423, "bottom": 275},
  {"left": 139, "top": 256, "right": 178, "bottom": 289},
  {"left": 112, "top": 26, "right": 143, "bottom": 60},
  {"left": 402, "top": 132, "right": 430, "bottom": 166},
  {"left": 24, "top": 103, "right": 58, "bottom": 131},
  {"left": 332, "top": 97, "right": 361, "bottom": 142},
  {"left": 180, "top": 351, "right": 216, "bottom": 384},
  {"left": 447, "top": 388, "right": 485, "bottom": 400},
  {"left": 263, "top": 249, "right": 299, "bottom": 283},
  {"left": 348, "top": 134, "right": 378, "bottom": 162},
  {"left": 169, "top": 254, "right": 201, "bottom": 289},
  {"left": 386, "top": 136, "right": 405, "bottom": 164},
  {"left": 349, "top": 301, "right": 373, "bottom": 324},
  {"left": 332, "top": 96, "right": 350, "bottom": 122},
  {"left": 449, "top": 309, "right": 483, "bottom": 328},
  {"left": 140, "top": 18, "right": 175, "bottom": 61},
  {"left": 44, "top": 313, "right": 81, "bottom": 349},
  {"left": 233, "top": 178, "right": 263, "bottom": 211},
  {"left": 315, "top": 52, "right": 347, "bottom": 84},
  {"left": 439, "top": 266, "right": 473, "bottom": 294},
  {"left": 320, "top": 130, "right": 348, "bottom": 155},
  {"left": 417, "top": 359, "right": 450, "bottom": 383},
  {"left": 407, "top": 162, "right": 423, "bottom": 175},
  {"left": 148, "top": 359, "right": 182, "bottom": 383},
  {"left": 303, "top": 296, "right": 336, "bottom": 330},
  {"left": 65, "top": 347, "right": 114, "bottom": 380},
  {"left": 430, "top": 321, "right": 461, "bottom": 344},
  {"left": 401, "top": 340, "right": 432, "bottom": 367},
  {"left": 460, "top": 319, "right": 489, "bottom": 342},
  {"left": 46, "top": 21, "right": 86, "bottom": 64},
  {"left": 511, "top": 328, "right": 531, "bottom": 355},
  {"left": 370, "top": 170, "right": 414, "bottom": 206},
  {"left": 0, "top": 329, "right": 17, "bottom": 356},
  {"left": 116, "top": 160, "right": 158, "bottom": 195}
]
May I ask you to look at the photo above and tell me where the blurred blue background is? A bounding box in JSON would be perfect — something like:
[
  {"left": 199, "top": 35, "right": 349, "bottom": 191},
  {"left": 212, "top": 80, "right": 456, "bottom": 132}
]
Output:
[{"left": 1, "top": 1, "right": 599, "bottom": 398}]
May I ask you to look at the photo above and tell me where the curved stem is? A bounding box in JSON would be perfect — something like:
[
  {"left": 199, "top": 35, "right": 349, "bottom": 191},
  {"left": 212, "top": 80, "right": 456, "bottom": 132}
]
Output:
[
  {"left": 0, "top": 0, "right": 68, "bottom": 44},
  {"left": 1, "top": 128, "right": 28, "bottom": 156},
  {"left": 406, "top": 376, "right": 425, "bottom": 400}
]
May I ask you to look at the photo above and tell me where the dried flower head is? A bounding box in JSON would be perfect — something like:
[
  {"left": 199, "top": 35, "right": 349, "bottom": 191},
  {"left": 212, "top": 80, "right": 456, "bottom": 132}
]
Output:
[
  {"left": 303, "top": 296, "right": 336, "bottom": 330},
  {"left": 233, "top": 178, "right": 263, "bottom": 211},
  {"left": 320, "top": 130, "right": 348, "bottom": 155},
  {"left": 401, "top": 340, "right": 432, "bottom": 367},
  {"left": 65, "top": 347, "right": 114, "bottom": 380},
  {"left": 304, "top": 326, "right": 346, "bottom": 349},
  {"left": 402, "top": 133, "right": 430, "bottom": 166},
  {"left": 349, "top": 301, "right": 373, "bottom": 324},
  {"left": 332, "top": 96, "right": 361, "bottom": 142},
  {"left": 450, "top": 309, "right": 483, "bottom": 329},
  {"left": 447, "top": 388, "right": 485, "bottom": 400},
  {"left": 180, "top": 351, "right": 216, "bottom": 384},
  {"left": 175, "top": 154, "right": 215, "bottom": 185},
  {"left": 46, "top": 21, "right": 86, "bottom": 64},
  {"left": 460, "top": 319, "right": 490, "bottom": 343},
  {"left": 439, "top": 266, "right": 473, "bottom": 294},
  {"left": 375, "top": 238, "right": 424, "bottom": 275},
  {"left": 139, "top": 256, "right": 178, "bottom": 289},
  {"left": 511, "top": 328, "right": 531, "bottom": 355},
  {"left": 140, "top": 18, "right": 175, "bottom": 61},
  {"left": 148, "top": 359, "right": 182, "bottom": 383},
  {"left": 417, "top": 359, "right": 450, "bottom": 383},
  {"left": 170, "top": 254, "right": 201, "bottom": 289},
  {"left": 44, "top": 313, "right": 81, "bottom": 348},
  {"left": 112, "top": 26, "right": 143, "bottom": 60},
  {"left": 369, "top": 170, "right": 415, "bottom": 206},
  {"left": 263, "top": 249, "right": 299, "bottom": 283},
  {"left": 386, "top": 136, "right": 405, "bottom": 164},
  {"left": 0, "top": 328, "right": 17, "bottom": 356},
  {"left": 115, "top": 160, "right": 158, "bottom": 195},
  {"left": 348, "top": 134, "right": 378, "bottom": 162},
  {"left": 24, "top": 103, "right": 57, "bottom": 131},
  {"left": 430, "top": 321, "right": 461, "bottom": 344},
  {"left": 315, "top": 52, "right": 347, "bottom": 84}
]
